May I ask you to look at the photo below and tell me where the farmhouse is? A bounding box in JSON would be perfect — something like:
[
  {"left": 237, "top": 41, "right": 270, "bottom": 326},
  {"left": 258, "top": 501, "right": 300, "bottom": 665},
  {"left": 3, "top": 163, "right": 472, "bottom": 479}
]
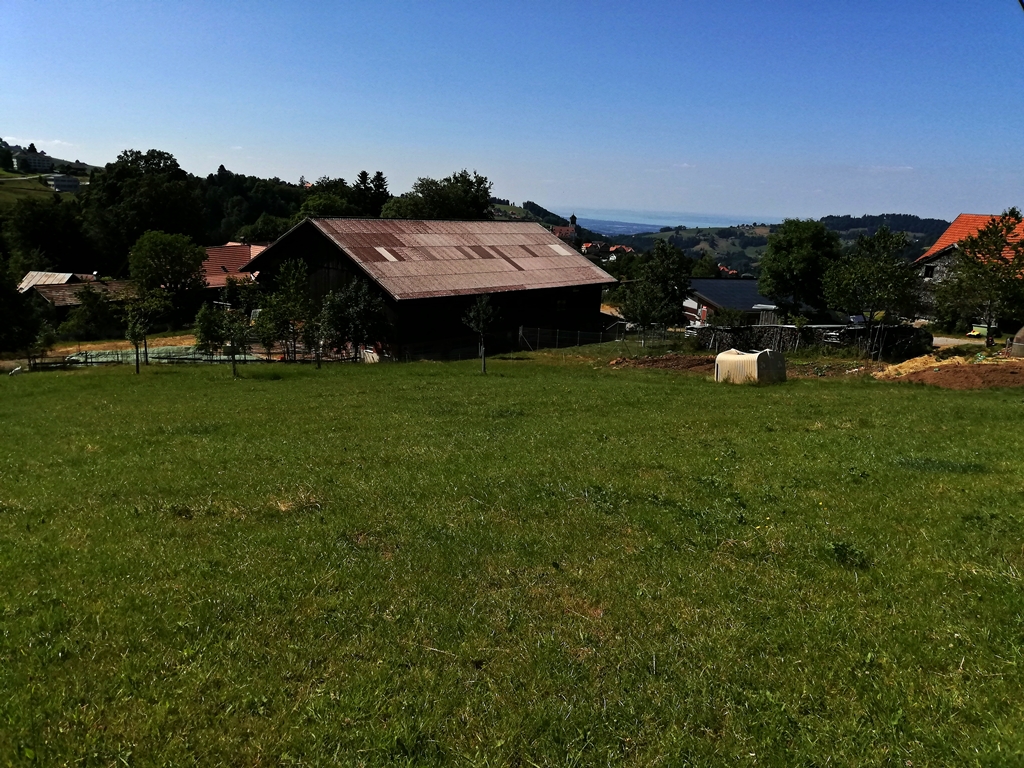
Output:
[
  {"left": 240, "top": 219, "right": 616, "bottom": 345},
  {"left": 684, "top": 278, "right": 778, "bottom": 327},
  {"left": 914, "top": 213, "right": 1024, "bottom": 283},
  {"left": 202, "top": 242, "right": 265, "bottom": 289}
]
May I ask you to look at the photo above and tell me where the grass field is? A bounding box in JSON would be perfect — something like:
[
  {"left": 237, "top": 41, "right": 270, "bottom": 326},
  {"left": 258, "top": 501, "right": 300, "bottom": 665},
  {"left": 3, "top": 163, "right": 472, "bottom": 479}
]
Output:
[
  {"left": 0, "top": 176, "right": 60, "bottom": 205},
  {"left": 2, "top": 357, "right": 1023, "bottom": 765}
]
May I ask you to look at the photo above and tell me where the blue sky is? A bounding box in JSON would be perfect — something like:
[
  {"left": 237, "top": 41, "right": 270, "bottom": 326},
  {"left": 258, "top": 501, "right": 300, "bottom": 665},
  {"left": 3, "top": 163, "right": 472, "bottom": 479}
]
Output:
[{"left": 4, "top": 1, "right": 1023, "bottom": 223}]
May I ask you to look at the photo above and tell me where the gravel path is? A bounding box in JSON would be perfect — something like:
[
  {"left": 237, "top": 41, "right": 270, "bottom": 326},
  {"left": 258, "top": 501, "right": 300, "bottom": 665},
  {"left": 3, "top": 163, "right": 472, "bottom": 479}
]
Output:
[{"left": 932, "top": 336, "right": 984, "bottom": 347}]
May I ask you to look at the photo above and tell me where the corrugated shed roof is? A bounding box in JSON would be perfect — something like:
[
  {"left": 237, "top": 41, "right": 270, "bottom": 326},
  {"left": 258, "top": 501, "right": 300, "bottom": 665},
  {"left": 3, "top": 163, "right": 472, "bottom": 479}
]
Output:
[
  {"left": 246, "top": 219, "right": 615, "bottom": 300},
  {"left": 203, "top": 243, "right": 265, "bottom": 288},
  {"left": 689, "top": 278, "right": 775, "bottom": 311},
  {"left": 17, "top": 271, "right": 93, "bottom": 292},
  {"left": 32, "top": 280, "right": 136, "bottom": 307},
  {"left": 916, "top": 213, "right": 1024, "bottom": 263}
]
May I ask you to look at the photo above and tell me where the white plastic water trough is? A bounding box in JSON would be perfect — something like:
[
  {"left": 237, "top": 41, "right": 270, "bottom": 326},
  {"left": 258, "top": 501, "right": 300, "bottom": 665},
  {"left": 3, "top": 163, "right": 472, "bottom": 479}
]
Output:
[{"left": 714, "top": 349, "right": 787, "bottom": 384}]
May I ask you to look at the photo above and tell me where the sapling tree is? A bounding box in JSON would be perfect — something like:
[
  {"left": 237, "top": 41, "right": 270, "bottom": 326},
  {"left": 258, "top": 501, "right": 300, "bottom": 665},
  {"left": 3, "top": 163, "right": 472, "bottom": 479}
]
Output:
[
  {"left": 463, "top": 294, "right": 496, "bottom": 373},
  {"left": 273, "top": 260, "right": 311, "bottom": 361},
  {"left": 620, "top": 278, "right": 661, "bottom": 345},
  {"left": 223, "top": 308, "right": 252, "bottom": 378},
  {"left": 342, "top": 279, "right": 386, "bottom": 356},
  {"left": 193, "top": 303, "right": 225, "bottom": 357},
  {"left": 252, "top": 299, "right": 283, "bottom": 360},
  {"left": 319, "top": 278, "right": 387, "bottom": 362},
  {"left": 124, "top": 302, "right": 149, "bottom": 374}
]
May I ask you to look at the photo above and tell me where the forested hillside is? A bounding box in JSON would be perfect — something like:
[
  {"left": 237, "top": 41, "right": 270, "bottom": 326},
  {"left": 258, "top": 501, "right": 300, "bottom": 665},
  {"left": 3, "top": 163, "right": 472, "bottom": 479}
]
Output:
[
  {"left": 598, "top": 214, "right": 951, "bottom": 278},
  {"left": 0, "top": 149, "right": 420, "bottom": 278}
]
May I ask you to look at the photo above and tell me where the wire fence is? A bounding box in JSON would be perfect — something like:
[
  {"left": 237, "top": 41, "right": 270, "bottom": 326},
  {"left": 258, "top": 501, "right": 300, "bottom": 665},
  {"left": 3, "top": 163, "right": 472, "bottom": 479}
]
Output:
[
  {"left": 27, "top": 323, "right": 695, "bottom": 371},
  {"left": 517, "top": 324, "right": 690, "bottom": 351}
]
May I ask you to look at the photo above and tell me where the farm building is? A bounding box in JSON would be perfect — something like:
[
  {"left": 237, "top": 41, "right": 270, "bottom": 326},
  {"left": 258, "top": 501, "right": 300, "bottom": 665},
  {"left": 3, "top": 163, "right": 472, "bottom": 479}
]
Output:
[
  {"left": 202, "top": 243, "right": 266, "bottom": 289},
  {"left": 17, "top": 271, "right": 96, "bottom": 293},
  {"left": 913, "top": 213, "right": 1024, "bottom": 284},
  {"left": 684, "top": 278, "right": 778, "bottom": 327},
  {"left": 27, "top": 279, "right": 135, "bottom": 323},
  {"left": 240, "top": 218, "right": 616, "bottom": 346}
]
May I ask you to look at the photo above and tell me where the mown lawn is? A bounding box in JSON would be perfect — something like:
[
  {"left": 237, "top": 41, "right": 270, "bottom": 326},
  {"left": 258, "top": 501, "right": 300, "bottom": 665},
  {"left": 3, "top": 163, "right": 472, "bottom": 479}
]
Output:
[{"left": 1, "top": 359, "right": 1022, "bottom": 766}]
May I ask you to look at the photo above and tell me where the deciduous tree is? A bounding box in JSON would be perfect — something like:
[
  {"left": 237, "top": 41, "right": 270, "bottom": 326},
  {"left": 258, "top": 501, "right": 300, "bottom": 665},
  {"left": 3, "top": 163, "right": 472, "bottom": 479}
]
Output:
[
  {"left": 619, "top": 240, "right": 692, "bottom": 340},
  {"left": 0, "top": 263, "right": 40, "bottom": 353},
  {"left": 57, "top": 284, "right": 121, "bottom": 341},
  {"left": 381, "top": 170, "right": 492, "bottom": 220},
  {"left": 128, "top": 231, "right": 207, "bottom": 312},
  {"left": 824, "top": 226, "right": 923, "bottom": 356},
  {"left": 759, "top": 219, "right": 842, "bottom": 314}
]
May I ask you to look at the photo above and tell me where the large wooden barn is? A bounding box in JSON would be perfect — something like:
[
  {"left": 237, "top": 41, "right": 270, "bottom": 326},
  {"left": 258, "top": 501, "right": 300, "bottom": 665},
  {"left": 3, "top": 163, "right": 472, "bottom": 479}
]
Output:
[{"left": 240, "top": 218, "right": 617, "bottom": 346}]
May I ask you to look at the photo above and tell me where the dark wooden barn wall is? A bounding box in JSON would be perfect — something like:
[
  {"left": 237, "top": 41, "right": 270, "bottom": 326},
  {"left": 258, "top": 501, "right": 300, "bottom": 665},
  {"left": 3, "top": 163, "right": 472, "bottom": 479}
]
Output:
[{"left": 253, "top": 222, "right": 608, "bottom": 345}]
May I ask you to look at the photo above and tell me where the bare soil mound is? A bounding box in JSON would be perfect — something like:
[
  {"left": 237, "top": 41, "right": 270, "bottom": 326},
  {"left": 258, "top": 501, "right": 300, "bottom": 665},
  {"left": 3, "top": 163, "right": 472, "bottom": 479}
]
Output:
[
  {"left": 609, "top": 354, "right": 716, "bottom": 374},
  {"left": 896, "top": 360, "right": 1024, "bottom": 389},
  {"left": 873, "top": 353, "right": 1024, "bottom": 389}
]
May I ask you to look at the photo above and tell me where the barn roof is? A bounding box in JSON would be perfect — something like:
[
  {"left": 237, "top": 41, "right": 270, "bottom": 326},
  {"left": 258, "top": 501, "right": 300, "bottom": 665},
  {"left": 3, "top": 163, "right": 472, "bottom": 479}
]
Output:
[
  {"left": 32, "top": 280, "right": 136, "bottom": 307},
  {"left": 689, "top": 278, "right": 775, "bottom": 311},
  {"left": 203, "top": 243, "right": 265, "bottom": 288},
  {"left": 243, "top": 219, "right": 616, "bottom": 301},
  {"left": 17, "top": 271, "right": 94, "bottom": 292}
]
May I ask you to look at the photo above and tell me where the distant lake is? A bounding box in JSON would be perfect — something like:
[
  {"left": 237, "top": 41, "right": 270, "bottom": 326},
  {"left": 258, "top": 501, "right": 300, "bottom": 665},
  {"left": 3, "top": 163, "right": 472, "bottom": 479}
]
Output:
[{"left": 558, "top": 208, "right": 780, "bottom": 236}]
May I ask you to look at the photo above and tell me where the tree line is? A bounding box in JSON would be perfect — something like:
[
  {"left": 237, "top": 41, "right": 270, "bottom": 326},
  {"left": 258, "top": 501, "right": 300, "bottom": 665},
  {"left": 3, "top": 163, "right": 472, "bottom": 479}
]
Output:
[
  {"left": 191, "top": 262, "right": 387, "bottom": 377},
  {"left": 0, "top": 148, "right": 494, "bottom": 354}
]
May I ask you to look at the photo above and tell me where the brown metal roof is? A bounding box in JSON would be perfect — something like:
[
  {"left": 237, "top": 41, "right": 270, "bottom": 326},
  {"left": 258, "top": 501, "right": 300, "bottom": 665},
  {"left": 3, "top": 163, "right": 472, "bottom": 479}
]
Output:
[
  {"left": 32, "top": 280, "right": 136, "bottom": 307},
  {"left": 245, "top": 219, "right": 616, "bottom": 300}
]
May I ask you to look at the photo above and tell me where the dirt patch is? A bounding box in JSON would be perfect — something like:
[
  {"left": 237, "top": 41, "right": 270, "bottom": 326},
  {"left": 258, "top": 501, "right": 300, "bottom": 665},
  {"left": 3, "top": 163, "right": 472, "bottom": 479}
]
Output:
[
  {"left": 871, "top": 353, "right": 1024, "bottom": 390},
  {"left": 787, "top": 361, "right": 883, "bottom": 378},
  {"left": 890, "top": 360, "right": 1024, "bottom": 389},
  {"left": 610, "top": 354, "right": 716, "bottom": 374},
  {"left": 49, "top": 334, "right": 196, "bottom": 355}
]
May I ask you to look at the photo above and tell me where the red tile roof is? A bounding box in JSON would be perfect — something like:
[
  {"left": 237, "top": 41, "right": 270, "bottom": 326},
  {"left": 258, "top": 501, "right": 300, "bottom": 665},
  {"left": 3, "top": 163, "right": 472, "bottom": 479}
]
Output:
[
  {"left": 916, "top": 213, "right": 1024, "bottom": 263},
  {"left": 243, "top": 219, "right": 616, "bottom": 301},
  {"left": 203, "top": 243, "right": 265, "bottom": 288}
]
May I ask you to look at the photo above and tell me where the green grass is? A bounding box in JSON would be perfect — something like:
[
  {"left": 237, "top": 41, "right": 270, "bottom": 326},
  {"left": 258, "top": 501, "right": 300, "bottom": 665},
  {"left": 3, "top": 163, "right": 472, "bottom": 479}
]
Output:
[
  {"left": 2, "top": 359, "right": 1023, "bottom": 765},
  {"left": 0, "top": 176, "right": 59, "bottom": 205}
]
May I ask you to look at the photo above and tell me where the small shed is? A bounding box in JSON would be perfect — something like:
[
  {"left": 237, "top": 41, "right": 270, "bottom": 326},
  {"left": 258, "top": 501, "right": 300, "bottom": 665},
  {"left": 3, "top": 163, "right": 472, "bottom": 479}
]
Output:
[{"left": 715, "top": 349, "right": 787, "bottom": 384}]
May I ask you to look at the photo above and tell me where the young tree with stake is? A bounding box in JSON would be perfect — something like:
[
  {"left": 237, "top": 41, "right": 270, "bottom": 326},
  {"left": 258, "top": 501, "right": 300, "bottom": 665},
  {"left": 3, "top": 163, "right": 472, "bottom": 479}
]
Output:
[{"left": 464, "top": 294, "right": 495, "bottom": 373}]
